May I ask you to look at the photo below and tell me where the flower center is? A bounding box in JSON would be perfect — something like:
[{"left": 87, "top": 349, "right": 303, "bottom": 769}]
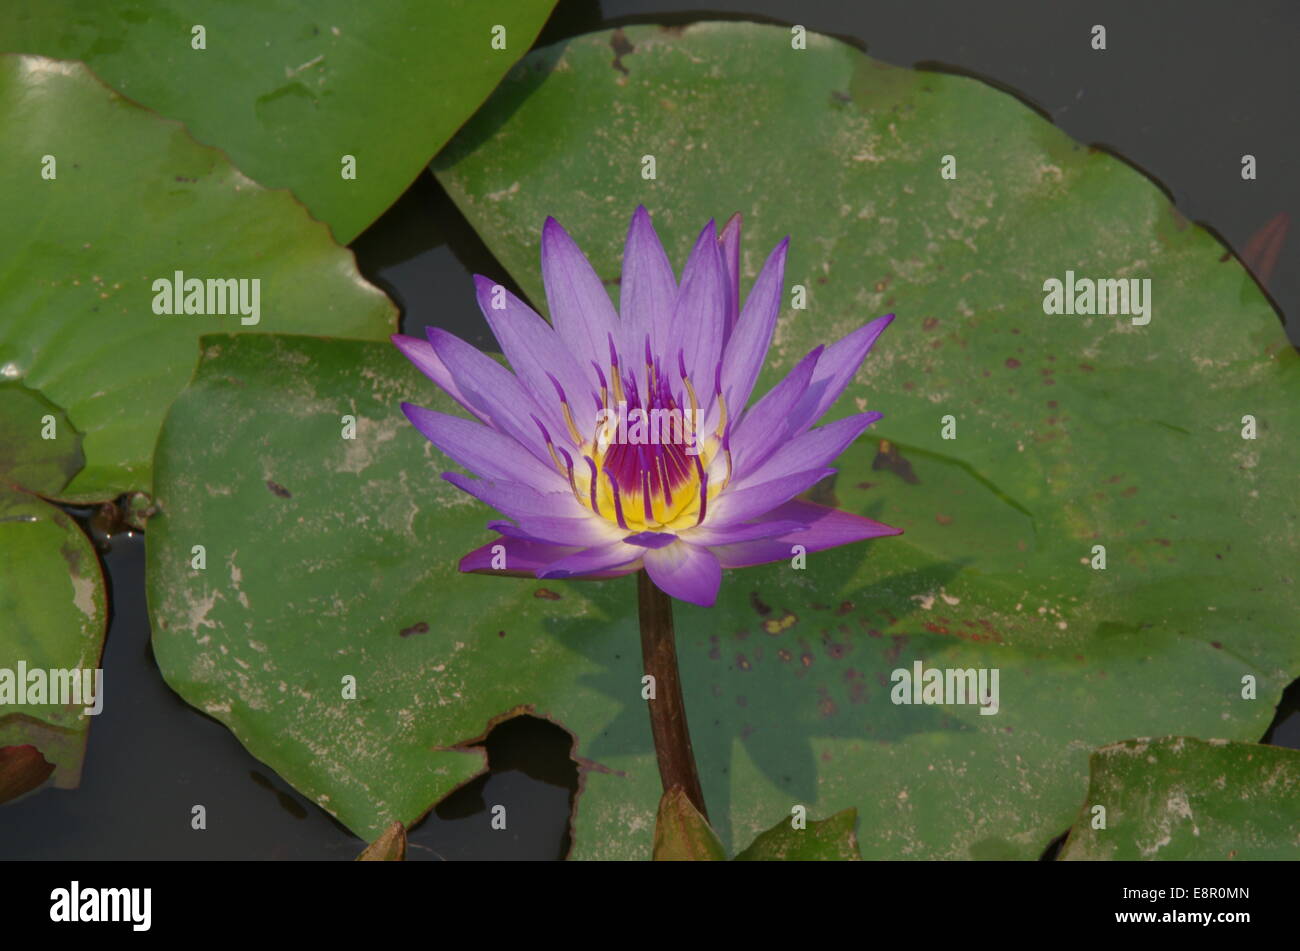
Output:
[{"left": 535, "top": 336, "right": 732, "bottom": 533}]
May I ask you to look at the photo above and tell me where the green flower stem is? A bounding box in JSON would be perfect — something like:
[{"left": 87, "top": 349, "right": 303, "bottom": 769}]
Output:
[{"left": 637, "top": 570, "right": 708, "bottom": 819}]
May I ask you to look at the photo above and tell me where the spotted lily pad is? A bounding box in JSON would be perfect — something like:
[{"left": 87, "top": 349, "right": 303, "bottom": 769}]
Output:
[
  {"left": 1059, "top": 738, "right": 1300, "bottom": 860},
  {"left": 148, "top": 334, "right": 621, "bottom": 840},
  {"left": 0, "top": 490, "right": 107, "bottom": 791},
  {"left": 0, "top": 373, "right": 106, "bottom": 793},
  {"left": 425, "top": 22, "right": 1300, "bottom": 858},
  {"left": 0, "top": 0, "right": 560, "bottom": 243},
  {"left": 0, "top": 54, "right": 395, "bottom": 501}
]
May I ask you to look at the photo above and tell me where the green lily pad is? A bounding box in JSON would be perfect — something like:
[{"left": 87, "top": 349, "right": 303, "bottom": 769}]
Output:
[
  {"left": 148, "top": 334, "right": 605, "bottom": 840},
  {"left": 652, "top": 787, "right": 727, "bottom": 860},
  {"left": 1059, "top": 738, "right": 1300, "bottom": 860},
  {"left": 0, "top": 0, "right": 559, "bottom": 243},
  {"left": 0, "top": 489, "right": 108, "bottom": 790},
  {"left": 423, "top": 23, "right": 1300, "bottom": 858},
  {"left": 0, "top": 382, "right": 84, "bottom": 497},
  {"left": 735, "top": 808, "right": 861, "bottom": 861},
  {"left": 0, "top": 54, "right": 395, "bottom": 501}
]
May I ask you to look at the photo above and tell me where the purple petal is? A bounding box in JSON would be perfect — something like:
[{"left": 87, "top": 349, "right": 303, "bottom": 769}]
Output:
[
  {"left": 443, "top": 472, "right": 583, "bottom": 522},
  {"left": 539, "top": 540, "right": 644, "bottom": 579},
  {"left": 426, "top": 328, "right": 554, "bottom": 466},
  {"left": 541, "top": 217, "right": 620, "bottom": 385},
  {"left": 473, "top": 274, "right": 591, "bottom": 441},
  {"left": 728, "top": 344, "right": 822, "bottom": 476},
  {"left": 668, "top": 220, "right": 725, "bottom": 402},
  {"left": 459, "top": 536, "right": 579, "bottom": 576},
  {"left": 619, "top": 206, "right": 677, "bottom": 365},
  {"left": 704, "top": 466, "right": 836, "bottom": 527},
  {"left": 720, "top": 236, "right": 787, "bottom": 416},
  {"left": 643, "top": 541, "right": 722, "bottom": 607},
  {"left": 707, "top": 500, "right": 901, "bottom": 568},
  {"left": 732, "top": 412, "right": 882, "bottom": 489},
  {"left": 786, "top": 314, "right": 894, "bottom": 436},
  {"left": 392, "top": 334, "right": 493, "bottom": 427},
  {"left": 686, "top": 519, "right": 807, "bottom": 546},
  {"left": 459, "top": 536, "right": 638, "bottom": 580},
  {"left": 401, "top": 403, "right": 559, "bottom": 487},
  {"left": 718, "top": 213, "right": 742, "bottom": 343},
  {"left": 489, "top": 514, "right": 620, "bottom": 547}
]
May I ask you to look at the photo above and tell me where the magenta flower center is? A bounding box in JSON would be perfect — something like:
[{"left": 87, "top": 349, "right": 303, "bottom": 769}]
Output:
[{"left": 535, "top": 334, "right": 732, "bottom": 533}]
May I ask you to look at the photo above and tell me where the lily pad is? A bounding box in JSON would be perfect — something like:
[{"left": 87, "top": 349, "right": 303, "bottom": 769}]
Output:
[
  {"left": 0, "top": 489, "right": 108, "bottom": 790},
  {"left": 0, "top": 0, "right": 559, "bottom": 243},
  {"left": 0, "top": 382, "right": 84, "bottom": 497},
  {"left": 422, "top": 23, "right": 1300, "bottom": 858},
  {"left": 0, "top": 54, "right": 395, "bottom": 501},
  {"left": 148, "top": 334, "right": 630, "bottom": 840},
  {"left": 735, "top": 807, "right": 861, "bottom": 861},
  {"left": 1059, "top": 738, "right": 1300, "bottom": 860}
]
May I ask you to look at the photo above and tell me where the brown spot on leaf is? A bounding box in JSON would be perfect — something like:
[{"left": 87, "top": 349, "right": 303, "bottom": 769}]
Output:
[
  {"left": 266, "top": 480, "right": 292, "bottom": 498},
  {"left": 534, "top": 588, "right": 562, "bottom": 600},
  {"left": 750, "top": 590, "right": 772, "bottom": 616},
  {"left": 885, "top": 634, "right": 909, "bottom": 662},
  {"left": 817, "top": 688, "right": 839, "bottom": 718},
  {"left": 399, "top": 621, "right": 429, "bottom": 638},
  {"left": 1005, "top": 357, "right": 1021, "bottom": 369},
  {"left": 935, "top": 513, "right": 953, "bottom": 525},
  {"left": 922, "top": 316, "right": 939, "bottom": 331}
]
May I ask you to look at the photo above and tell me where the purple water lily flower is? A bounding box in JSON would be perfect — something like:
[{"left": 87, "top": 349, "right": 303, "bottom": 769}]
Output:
[{"left": 394, "top": 207, "right": 900, "bottom": 607}]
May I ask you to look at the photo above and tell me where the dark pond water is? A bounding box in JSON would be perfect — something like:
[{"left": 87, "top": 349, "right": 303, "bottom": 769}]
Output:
[{"left": 4, "top": 0, "right": 1297, "bottom": 859}]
